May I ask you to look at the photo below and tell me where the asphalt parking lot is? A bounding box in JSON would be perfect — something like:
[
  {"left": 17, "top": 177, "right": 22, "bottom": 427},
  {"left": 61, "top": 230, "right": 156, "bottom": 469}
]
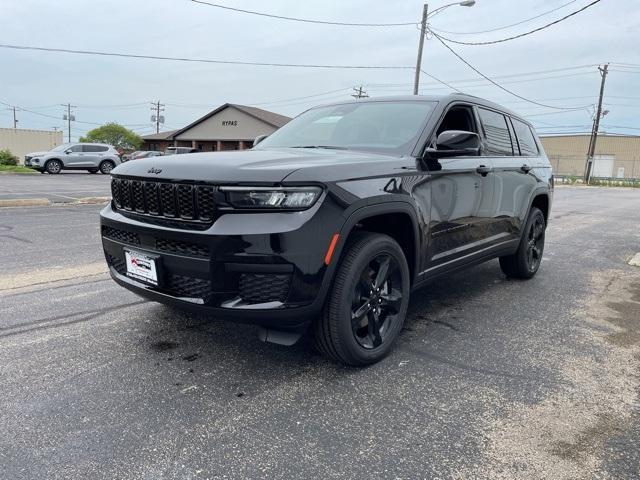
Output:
[
  {"left": 0, "top": 171, "right": 111, "bottom": 204},
  {"left": 1, "top": 186, "right": 639, "bottom": 479}
]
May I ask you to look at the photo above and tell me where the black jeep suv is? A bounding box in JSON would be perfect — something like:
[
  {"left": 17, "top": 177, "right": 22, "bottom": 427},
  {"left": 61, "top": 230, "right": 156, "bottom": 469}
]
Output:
[{"left": 101, "top": 94, "right": 552, "bottom": 365}]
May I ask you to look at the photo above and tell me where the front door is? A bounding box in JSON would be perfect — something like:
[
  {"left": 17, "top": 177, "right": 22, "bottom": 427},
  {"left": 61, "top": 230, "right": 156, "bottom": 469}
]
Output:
[
  {"left": 425, "top": 104, "right": 496, "bottom": 270},
  {"left": 63, "top": 144, "right": 84, "bottom": 167}
]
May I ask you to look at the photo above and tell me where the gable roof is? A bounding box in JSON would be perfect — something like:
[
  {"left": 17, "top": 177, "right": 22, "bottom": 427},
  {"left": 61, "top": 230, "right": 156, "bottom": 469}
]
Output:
[
  {"left": 170, "top": 103, "right": 290, "bottom": 139},
  {"left": 141, "top": 129, "right": 179, "bottom": 141}
]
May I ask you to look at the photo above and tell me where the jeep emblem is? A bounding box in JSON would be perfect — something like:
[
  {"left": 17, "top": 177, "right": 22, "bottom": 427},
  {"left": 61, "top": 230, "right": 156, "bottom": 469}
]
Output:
[{"left": 147, "top": 167, "right": 163, "bottom": 174}]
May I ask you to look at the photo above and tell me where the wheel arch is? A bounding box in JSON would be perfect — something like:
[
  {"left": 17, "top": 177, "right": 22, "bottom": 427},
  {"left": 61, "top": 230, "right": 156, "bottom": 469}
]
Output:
[
  {"left": 529, "top": 190, "right": 550, "bottom": 224},
  {"left": 45, "top": 157, "right": 64, "bottom": 167},
  {"left": 335, "top": 201, "right": 421, "bottom": 285}
]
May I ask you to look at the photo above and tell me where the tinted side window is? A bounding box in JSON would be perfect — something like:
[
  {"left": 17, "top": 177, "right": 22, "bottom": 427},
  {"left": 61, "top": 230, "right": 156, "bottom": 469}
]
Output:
[
  {"left": 477, "top": 108, "right": 513, "bottom": 156},
  {"left": 512, "top": 119, "right": 539, "bottom": 156},
  {"left": 83, "top": 145, "right": 109, "bottom": 152},
  {"left": 70, "top": 145, "right": 83, "bottom": 152}
]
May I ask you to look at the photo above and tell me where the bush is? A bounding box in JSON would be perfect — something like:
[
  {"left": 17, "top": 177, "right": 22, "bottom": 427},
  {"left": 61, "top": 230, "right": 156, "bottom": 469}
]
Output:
[{"left": 0, "top": 149, "right": 18, "bottom": 166}]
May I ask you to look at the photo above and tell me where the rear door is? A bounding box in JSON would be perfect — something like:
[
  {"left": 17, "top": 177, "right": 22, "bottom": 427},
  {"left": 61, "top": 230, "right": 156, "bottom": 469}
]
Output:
[
  {"left": 486, "top": 111, "right": 541, "bottom": 240},
  {"left": 81, "top": 144, "right": 108, "bottom": 167}
]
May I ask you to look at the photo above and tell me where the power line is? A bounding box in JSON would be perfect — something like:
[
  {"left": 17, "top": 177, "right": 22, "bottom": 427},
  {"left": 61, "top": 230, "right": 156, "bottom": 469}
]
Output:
[
  {"left": 190, "top": 0, "right": 417, "bottom": 27},
  {"left": 434, "top": 0, "right": 603, "bottom": 46},
  {"left": 366, "top": 64, "right": 598, "bottom": 89},
  {"left": 431, "top": 0, "right": 579, "bottom": 35},
  {"left": 0, "top": 43, "right": 413, "bottom": 70},
  {"left": 429, "top": 31, "right": 592, "bottom": 111},
  {"left": 420, "top": 69, "right": 462, "bottom": 92}
]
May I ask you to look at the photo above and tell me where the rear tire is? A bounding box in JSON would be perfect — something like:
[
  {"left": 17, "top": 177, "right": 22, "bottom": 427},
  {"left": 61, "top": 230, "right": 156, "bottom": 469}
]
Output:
[
  {"left": 313, "top": 232, "right": 410, "bottom": 366},
  {"left": 99, "top": 160, "right": 115, "bottom": 174},
  {"left": 499, "top": 207, "right": 546, "bottom": 279},
  {"left": 45, "top": 159, "right": 62, "bottom": 174}
]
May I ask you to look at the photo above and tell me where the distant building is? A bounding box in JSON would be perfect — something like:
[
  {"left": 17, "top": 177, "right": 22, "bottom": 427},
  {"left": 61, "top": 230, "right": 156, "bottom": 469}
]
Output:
[
  {"left": 141, "top": 103, "right": 290, "bottom": 152},
  {"left": 0, "top": 128, "right": 63, "bottom": 164},
  {"left": 541, "top": 134, "right": 640, "bottom": 179}
]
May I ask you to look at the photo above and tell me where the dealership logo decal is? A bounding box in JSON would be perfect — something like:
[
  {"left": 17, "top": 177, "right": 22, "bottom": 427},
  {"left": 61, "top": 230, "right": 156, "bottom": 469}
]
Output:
[{"left": 147, "top": 167, "right": 163, "bottom": 174}]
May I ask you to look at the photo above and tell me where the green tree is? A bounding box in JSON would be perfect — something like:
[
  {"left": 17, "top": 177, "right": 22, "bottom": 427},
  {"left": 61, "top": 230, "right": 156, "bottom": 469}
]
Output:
[{"left": 80, "top": 123, "right": 143, "bottom": 151}]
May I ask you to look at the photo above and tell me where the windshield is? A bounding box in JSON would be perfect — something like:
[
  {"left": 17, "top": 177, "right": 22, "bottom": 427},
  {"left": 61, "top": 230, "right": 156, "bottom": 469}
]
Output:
[
  {"left": 257, "top": 100, "right": 435, "bottom": 155},
  {"left": 51, "top": 143, "right": 74, "bottom": 152}
]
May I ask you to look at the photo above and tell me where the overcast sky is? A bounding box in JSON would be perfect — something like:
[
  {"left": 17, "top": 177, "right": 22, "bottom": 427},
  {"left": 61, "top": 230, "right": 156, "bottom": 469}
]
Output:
[{"left": 1, "top": 0, "right": 638, "bottom": 141}]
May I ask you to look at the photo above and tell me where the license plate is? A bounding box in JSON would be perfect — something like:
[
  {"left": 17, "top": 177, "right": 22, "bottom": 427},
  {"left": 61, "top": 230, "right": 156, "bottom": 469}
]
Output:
[{"left": 124, "top": 249, "right": 159, "bottom": 286}]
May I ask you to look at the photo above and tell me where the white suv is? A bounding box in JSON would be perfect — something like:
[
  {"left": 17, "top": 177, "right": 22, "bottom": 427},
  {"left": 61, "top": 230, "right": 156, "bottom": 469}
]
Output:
[{"left": 25, "top": 143, "right": 121, "bottom": 174}]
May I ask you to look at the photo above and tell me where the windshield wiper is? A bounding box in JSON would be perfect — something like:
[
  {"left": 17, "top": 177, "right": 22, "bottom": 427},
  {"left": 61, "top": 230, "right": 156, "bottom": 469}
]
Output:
[{"left": 289, "top": 145, "right": 348, "bottom": 150}]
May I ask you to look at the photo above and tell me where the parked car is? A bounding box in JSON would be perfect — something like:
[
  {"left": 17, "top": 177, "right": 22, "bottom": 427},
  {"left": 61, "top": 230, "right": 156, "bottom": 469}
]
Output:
[
  {"left": 121, "top": 151, "right": 141, "bottom": 162},
  {"left": 164, "top": 146, "right": 200, "bottom": 155},
  {"left": 132, "top": 151, "right": 164, "bottom": 160},
  {"left": 25, "top": 143, "right": 121, "bottom": 174},
  {"left": 101, "top": 94, "right": 552, "bottom": 365}
]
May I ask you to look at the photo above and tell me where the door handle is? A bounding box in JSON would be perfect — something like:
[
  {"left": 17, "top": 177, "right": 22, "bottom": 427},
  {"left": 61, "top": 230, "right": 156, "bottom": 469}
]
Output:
[
  {"left": 521, "top": 164, "right": 532, "bottom": 173},
  {"left": 476, "top": 165, "right": 492, "bottom": 176}
]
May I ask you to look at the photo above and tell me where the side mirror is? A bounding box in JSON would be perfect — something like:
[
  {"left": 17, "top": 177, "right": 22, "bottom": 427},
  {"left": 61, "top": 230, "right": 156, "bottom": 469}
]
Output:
[
  {"left": 65, "top": 150, "right": 72, "bottom": 154},
  {"left": 253, "top": 134, "right": 268, "bottom": 147},
  {"left": 424, "top": 130, "right": 481, "bottom": 159}
]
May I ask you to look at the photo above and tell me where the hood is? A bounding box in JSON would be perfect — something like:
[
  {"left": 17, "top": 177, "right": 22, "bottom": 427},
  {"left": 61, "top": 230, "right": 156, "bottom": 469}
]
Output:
[
  {"left": 26, "top": 151, "right": 49, "bottom": 157},
  {"left": 111, "top": 148, "right": 412, "bottom": 184}
]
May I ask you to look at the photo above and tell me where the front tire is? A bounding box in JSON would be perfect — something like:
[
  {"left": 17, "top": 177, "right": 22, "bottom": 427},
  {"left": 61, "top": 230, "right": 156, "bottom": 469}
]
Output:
[
  {"left": 99, "top": 160, "right": 115, "bottom": 174},
  {"left": 314, "top": 232, "right": 410, "bottom": 366},
  {"left": 499, "top": 207, "right": 546, "bottom": 279},
  {"left": 45, "top": 159, "right": 62, "bottom": 174}
]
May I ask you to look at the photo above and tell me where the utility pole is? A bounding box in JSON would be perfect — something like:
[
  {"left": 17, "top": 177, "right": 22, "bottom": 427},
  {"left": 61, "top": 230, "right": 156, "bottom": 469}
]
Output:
[
  {"left": 351, "top": 85, "right": 369, "bottom": 99},
  {"left": 584, "top": 64, "right": 609, "bottom": 184},
  {"left": 151, "top": 101, "right": 165, "bottom": 134},
  {"left": 413, "top": 3, "right": 429, "bottom": 95},
  {"left": 11, "top": 106, "right": 18, "bottom": 129},
  {"left": 62, "top": 103, "right": 76, "bottom": 142}
]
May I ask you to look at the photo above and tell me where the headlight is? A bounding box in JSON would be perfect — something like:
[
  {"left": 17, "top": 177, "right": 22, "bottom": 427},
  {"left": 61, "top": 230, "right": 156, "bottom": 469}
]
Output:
[
  {"left": 220, "top": 186, "right": 322, "bottom": 210},
  {"left": 33, "top": 158, "right": 40, "bottom": 163}
]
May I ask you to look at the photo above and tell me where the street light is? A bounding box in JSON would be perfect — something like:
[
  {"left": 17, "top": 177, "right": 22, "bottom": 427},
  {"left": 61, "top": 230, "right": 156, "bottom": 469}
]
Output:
[{"left": 413, "top": 1, "right": 476, "bottom": 95}]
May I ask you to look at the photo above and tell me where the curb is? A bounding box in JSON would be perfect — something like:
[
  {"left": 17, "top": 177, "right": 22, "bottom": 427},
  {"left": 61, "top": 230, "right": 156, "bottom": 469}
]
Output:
[
  {"left": 0, "top": 198, "right": 51, "bottom": 208},
  {"left": 0, "top": 197, "right": 110, "bottom": 208}
]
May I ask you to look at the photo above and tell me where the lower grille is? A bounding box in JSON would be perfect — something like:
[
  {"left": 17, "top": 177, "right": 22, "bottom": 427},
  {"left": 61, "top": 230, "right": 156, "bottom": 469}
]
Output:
[
  {"left": 155, "top": 238, "right": 210, "bottom": 258},
  {"left": 105, "top": 252, "right": 212, "bottom": 301},
  {"left": 102, "top": 226, "right": 140, "bottom": 245},
  {"left": 105, "top": 253, "right": 126, "bottom": 274},
  {"left": 165, "top": 274, "right": 212, "bottom": 300},
  {"left": 239, "top": 273, "right": 291, "bottom": 303}
]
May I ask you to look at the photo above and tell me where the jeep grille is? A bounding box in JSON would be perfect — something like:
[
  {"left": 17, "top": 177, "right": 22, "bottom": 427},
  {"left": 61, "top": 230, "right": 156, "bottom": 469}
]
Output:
[{"left": 111, "top": 178, "right": 216, "bottom": 223}]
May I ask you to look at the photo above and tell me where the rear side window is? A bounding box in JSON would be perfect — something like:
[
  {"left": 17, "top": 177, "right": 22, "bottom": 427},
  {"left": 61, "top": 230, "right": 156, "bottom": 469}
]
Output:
[
  {"left": 82, "top": 145, "right": 109, "bottom": 152},
  {"left": 477, "top": 108, "right": 513, "bottom": 156},
  {"left": 512, "top": 119, "right": 539, "bottom": 156}
]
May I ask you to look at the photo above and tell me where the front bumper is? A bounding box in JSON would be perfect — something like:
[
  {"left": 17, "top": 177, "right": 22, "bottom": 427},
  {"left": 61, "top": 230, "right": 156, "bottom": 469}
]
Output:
[
  {"left": 24, "top": 158, "right": 41, "bottom": 168},
  {"left": 100, "top": 198, "right": 345, "bottom": 330}
]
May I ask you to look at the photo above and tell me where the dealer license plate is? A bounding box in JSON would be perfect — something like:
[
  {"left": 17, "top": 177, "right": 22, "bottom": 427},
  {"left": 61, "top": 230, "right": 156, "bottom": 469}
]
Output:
[{"left": 124, "top": 249, "right": 159, "bottom": 286}]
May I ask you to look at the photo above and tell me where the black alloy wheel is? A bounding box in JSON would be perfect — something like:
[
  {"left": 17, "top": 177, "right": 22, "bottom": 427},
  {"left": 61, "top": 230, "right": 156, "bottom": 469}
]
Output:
[
  {"left": 499, "top": 207, "right": 546, "bottom": 279},
  {"left": 314, "top": 232, "right": 410, "bottom": 366},
  {"left": 525, "top": 214, "right": 545, "bottom": 273},
  {"left": 350, "top": 253, "right": 403, "bottom": 349}
]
